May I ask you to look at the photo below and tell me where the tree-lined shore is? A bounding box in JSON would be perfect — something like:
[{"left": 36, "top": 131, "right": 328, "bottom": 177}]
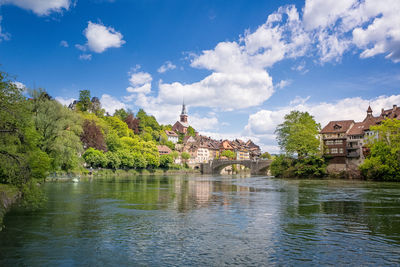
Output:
[{"left": 0, "top": 71, "right": 188, "bottom": 209}]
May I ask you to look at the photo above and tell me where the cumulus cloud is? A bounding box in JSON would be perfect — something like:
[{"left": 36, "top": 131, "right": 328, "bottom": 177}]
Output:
[
  {"left": 79, "top": 54, "right": 92, "bottom": 60},
  {"left": 0, "top": 16, "right": 10, "bottom": 41},
  {"left": 158, "top": 61, "right": 176, "bottom": 73},
  {"left": 126, "top": 71, "right": 152, "bottom": 94},
  {"left": 80, "top": 21, "right": 125, "bottom": 53},
  {"left": 276, "top": 80, "right": 291, "bottom": 89},
  {"left": 244, "top": 94, "right": 400, "bottom": 153},
  {"left": 55, "top": 96, "right": 75, "bottom": 106},
  {"left": 12, "top": 81, "right": 25, "bottom": 90},
  {"left": 100, "top": 94, "right": 126, "bottom": 115},
  {"left": 304, "top": 0, "right": 400, "bottom": 62},
  {"left": 60, "top": 40, "right": 68, "bottom": 47},
  {"left": 131, "top": 1, "right": 400, "bottom": 115},
  {"left": 190, "top": 115, "right": 219, "bottom": 131},
  {"left": 1, "top": 0, "right": 71, "bottom": 16},
  {"left": 122, "top": 0, "right": 400, "bottom": 147}
]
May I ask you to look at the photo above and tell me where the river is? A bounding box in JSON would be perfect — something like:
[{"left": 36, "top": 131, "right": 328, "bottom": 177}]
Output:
[{"left": 1, "top": 175, "right": 400, "bottom": 266}]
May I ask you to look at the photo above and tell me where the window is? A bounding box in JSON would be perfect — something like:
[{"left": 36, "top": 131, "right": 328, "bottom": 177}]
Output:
[
  {"left": 339, "top": 148, "right": 343, "bottom": 153},
  {"left": 331, "top": 148, "right": 338, "bottom": 153},
  {"left": 335, "top": 140, "right": 343, "bottom": 144},
  {"left": 326, "top": 140, "right": 334, "bottom": 145}
]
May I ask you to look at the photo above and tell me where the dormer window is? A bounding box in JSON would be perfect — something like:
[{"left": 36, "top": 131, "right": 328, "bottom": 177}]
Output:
[{"left": 333, "top": 124, "right": 342, "bottom": 130}]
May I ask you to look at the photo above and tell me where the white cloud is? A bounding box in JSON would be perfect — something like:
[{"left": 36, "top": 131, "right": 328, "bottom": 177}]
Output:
[
  {"left": 79, "top": 54, "right": 92, "bottom": 60},
  {"left": 12, "top": 81, "right": 25, "bottom": 90},
  {"left": 127, "top": 1, "right": 400, "bottom": 116},
  {"left": 190, "top": 115, "right": 219, "bottom": 131},
  {"left": 82, "top": 21, "right": 125, "bottom": 53},
  {"left": 0, "top": 16, "right": 10, "bottom": 41},
  {"left": 60, "top": 40, "right": 68, "bottom": 47},
  {"left": 129, "top": 72, "right": 152, "bottom": 86},
  {"left": 75, "top": 44, "right": 86, "bottom": 51},
  {"left": 276, "top": 80, "right": 291, "bottom": 89},
  {"left": 304, "top": 0, "right": 400, "bottom": 63},
  {"left": 55, "top": 96, "right": 75, "bottom": 106},
  {"left": 126, "top": 71, "right": 152, "bottom": 94},
  {"left": 244, "top": 94, "right": 400, "bottom": 153},
  {"left": 1, "top": 0, "right": 71, "bottom": 16},
  {"left": 100, "top": 94, "right": 126, "bottom": 115},
  {"left": 158, "top": 61, "right": 176, "bottom": 73}
]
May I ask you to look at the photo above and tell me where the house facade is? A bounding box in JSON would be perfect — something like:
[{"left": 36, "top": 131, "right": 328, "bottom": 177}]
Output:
[
  {"left": 165, "top": 130, "right": 179, "bottom": 144},
  {"left": 320, "top": 104, "right": 399, "bottom": 172}
]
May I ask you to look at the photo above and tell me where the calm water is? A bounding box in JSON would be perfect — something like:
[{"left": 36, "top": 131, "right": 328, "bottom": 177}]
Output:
[{"left": 1, "top": 175, "right": 400, "bottom": 266}]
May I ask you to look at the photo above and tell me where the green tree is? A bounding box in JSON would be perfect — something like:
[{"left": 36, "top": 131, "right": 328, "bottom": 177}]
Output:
[
  {"left": 181, "top": 152, "right": 190, "bottom": 166},
  {"left": 270, "top": 155, "right": 326, "bottom": 178},
  {"left": 29, "top": 90, "right": 83, "bottom": 171},
  {"left": 360, "top": 119, "right": 400, "bottom": 181},
  {"left": 136, "top": 109, "right": 160, "bottom": 132},
  {"left": 132, "top": 152, "right": 147, "bottom": 168},
  {"left": 160, "top": 154, "right": 173, "bottom": 168},
  {"left": 114, "top": 108, "right": 132, "bottom": 121},
  {"left": 275, "top": 111, "right": 321, "bottom": 157},
  {"left": 83, "top": 148, "right": 108, "bottom": 168},
  {"left": 170, "top": 151, "right": 179, "bottom": 160},
  {"left": 221, "top": 150, "right": 236, "bottom": 159},
  {"left": 187, "top": 126, "right": 196, "bottom": 137},
  {"left": 260, "top": 152, "right": 272, "bottom": 159},
  {"left": 104, "top": 116, "right": 132, "bottom": 137},
  {"left": 77, "top": 90, "right": 91, "bottom": 112},
  {"left": 0, "top": 74, "right": 46, "bottom": 185},
  {"left": 144, "top": 153, "right": 160, "bottom": 168},
  {"left": 117, "top": 150, "right": 135, "bottom": 168},
  {"left": 105, "top": 151, "right": 121, "bottom": 169}
]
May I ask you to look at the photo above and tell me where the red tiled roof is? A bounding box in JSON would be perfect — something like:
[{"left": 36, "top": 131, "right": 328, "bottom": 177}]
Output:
[
  {"left": 157, "top": 145, "right": 172, "bottom": 154},
  {"left": 347, "top": 122, "right": 365, "bottom": 135},
  {"left": 320, "top": 120, "right": 354, "bottom": 134},
  {"left": 165, "top": 130, "right": 178, "bottom": 137}
]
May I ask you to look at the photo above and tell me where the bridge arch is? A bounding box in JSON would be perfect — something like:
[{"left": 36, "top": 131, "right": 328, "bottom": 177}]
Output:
[{"left": 201, "top": 159, "right": 272, "bottom": 175}]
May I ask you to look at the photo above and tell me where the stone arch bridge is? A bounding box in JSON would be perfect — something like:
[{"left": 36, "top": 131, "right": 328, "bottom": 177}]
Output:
[{"left": 200, "top": 159, "right": 272, "bottom": 175}]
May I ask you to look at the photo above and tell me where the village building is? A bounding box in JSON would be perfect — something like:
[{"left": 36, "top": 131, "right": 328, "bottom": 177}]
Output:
[
  {"left": 320, "top": 104, "right": 399, "bottom": 172},
  {"left": 245, "top": 140, "right": 261, "bottom": 159},
  {"left": 219, "top": 140, "right": 234, "bottom": 153},
  {"left": 157, "top": 145, "right": 172, "bottom": 155},
  {"left": 320, "top": 120, "right": 354, "bottom": 172},
  {"left": 172, "top": 103, "right": 189, "bottom": 134},
  {"left": 165, "top": 130, "right": 179, "bottom": 144}
]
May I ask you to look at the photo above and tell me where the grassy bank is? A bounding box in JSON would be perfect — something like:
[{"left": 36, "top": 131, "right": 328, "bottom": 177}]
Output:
[
  {"left": 0, "top": 184, "right": 20, "bottom": 230},
  {"left": 46, "top": 168, "right": 201, "bottom": 181}
]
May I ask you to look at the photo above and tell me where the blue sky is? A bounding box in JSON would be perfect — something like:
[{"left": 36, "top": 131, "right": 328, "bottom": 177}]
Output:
[{"left": 1, "top": 0, "right": 400, "bottom": 153}]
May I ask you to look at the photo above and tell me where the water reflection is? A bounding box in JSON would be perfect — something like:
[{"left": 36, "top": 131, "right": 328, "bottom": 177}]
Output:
[{"left": 1, "top": 176, "right": 400, "bottom": 266}]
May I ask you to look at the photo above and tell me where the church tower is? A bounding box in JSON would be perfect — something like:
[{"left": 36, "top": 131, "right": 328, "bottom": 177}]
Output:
[
  {"left": 367, "top": 105, "right": 373, "bottom": 118},
  {"left": 180, "top": 102, "right": 188, "bottom": 123}
]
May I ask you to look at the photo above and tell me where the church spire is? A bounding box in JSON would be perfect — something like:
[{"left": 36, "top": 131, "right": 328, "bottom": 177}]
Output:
[
  {"left": 181, "top": 100, "right": 187, "bottom": 115},
  {"left": 367, "top": 105, "right": 373, "bottom": 116},
  {"left": 180, "top": 101, "right": 188, "bottom": 123}
]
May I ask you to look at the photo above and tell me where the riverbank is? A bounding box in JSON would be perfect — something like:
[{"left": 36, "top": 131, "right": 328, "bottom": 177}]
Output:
[
  {"left": 0, "top": 184, "right": 20, "bottom": 231},
  {"left": 46, "top": 168, "right": 201, "bottom": 181}
]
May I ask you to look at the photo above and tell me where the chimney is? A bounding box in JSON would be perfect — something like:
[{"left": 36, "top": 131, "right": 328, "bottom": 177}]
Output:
[
  {"left": 393, "top": 105, "right": 397, "bottom": 111},
  {"left": 381, "top": 108, "right": 384, "bottom": 114}
]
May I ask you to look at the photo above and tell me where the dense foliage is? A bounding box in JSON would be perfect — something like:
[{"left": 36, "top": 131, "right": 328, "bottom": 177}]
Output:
[
  {"left": 275, "top": 111, "right": 321, "bottom": 157},
  {"left": 221, "top": 150, "right": 236, "bottom": 159},
  {"left": 360, "top": 119, "right": 400, "bottom": 181},
  {"left": 272, "top": 110, "right": 326, "bottom": 178},
  {"left": 0, "top": 70, "right": 197, "bottom": 208},
  {"left": 270, "top": 155, "right": 327, "bottom": 178}
]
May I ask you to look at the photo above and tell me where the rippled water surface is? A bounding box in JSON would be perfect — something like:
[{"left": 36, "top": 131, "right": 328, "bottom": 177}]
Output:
[{"left": 1, "top": 175, "right": 400, "bottom": 266}]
